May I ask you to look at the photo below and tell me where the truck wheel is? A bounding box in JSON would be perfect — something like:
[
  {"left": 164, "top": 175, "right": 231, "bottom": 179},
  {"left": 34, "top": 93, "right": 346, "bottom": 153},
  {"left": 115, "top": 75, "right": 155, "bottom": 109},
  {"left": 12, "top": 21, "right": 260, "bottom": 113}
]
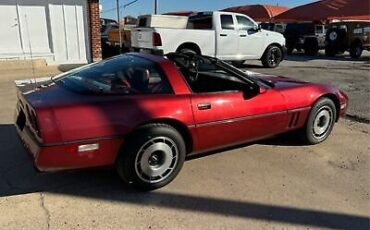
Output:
[
  {"left": 325, "top": 47, "right": 336, "bottom": 57},
  {"left": 116, "top": 124, "right": 186, "bottom": 191},
  {"left": 179, "top": 48, "right": 197, "bottom": 55},
  {"left": 286, "top": 46, "right": 294, "bottom": 55},
  {"left": 300, "top": 98, "right": 336, "bottom": 145},
  {"left": 304, "top": 39, "right": 319, "bottom": 56},
  {"left": 261, "top": 45, "right": 283, "bottom": 68},
  {"left": 304, "top": 46, "right": 319, "bottom": 56},
  {"left": 231, "top": 60, "right": 246, "bottom": 67},
  {"left": 350, "top": 42, "right": 363, "bottom": 59}
]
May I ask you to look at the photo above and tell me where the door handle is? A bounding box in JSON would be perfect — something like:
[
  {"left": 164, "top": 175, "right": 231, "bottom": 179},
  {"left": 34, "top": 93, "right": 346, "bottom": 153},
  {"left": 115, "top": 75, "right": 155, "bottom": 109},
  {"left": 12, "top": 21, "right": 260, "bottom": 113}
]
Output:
[
  {"left": 220, "top": 34, "right": 227, "bottom": 37},
  {"left": 197, "top": 103, "right": 212, "bottom": 110},
  {"left": 239, "top": 34, "right": 247, "bottom": 37}
]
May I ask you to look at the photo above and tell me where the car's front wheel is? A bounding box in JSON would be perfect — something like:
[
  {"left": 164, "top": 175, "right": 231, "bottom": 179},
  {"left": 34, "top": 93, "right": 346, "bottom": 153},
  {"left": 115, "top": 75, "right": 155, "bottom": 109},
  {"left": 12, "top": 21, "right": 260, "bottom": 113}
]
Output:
[
  {"left": 116, "top": 124, "right": 186, "bottom": 190},
  {"left": 262, "top": 45, "right": 283, "bottom": 68},
  {"left": 300, "top": 98, "right": 337, "bottom": 145}
]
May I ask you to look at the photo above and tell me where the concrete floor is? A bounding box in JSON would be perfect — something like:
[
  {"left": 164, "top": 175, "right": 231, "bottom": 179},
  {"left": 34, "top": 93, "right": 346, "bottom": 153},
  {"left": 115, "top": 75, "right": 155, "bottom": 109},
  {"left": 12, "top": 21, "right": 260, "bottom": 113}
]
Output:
[{"left": 0, "top": 53, "right": 369, "bottom": 230}]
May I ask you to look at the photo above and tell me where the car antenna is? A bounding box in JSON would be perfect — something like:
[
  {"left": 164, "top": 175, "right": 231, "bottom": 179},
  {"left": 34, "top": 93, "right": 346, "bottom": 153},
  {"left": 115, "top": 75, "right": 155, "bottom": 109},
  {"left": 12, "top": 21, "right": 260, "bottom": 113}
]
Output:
[{"left": 24, "top": 14, "right": 38, "bottom": 97}]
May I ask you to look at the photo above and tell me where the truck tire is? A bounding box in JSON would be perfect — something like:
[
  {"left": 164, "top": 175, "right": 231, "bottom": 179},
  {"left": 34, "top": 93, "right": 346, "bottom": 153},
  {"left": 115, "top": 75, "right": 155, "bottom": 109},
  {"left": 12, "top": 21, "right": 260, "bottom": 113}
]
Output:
[
  {"left": 231, "top": 60, "right": 246, "bottom": 67},
  {"left": 350, "top": 42, "right": 363, "bottom": 59},
  {"left": 261, "top": 45, "right": 283, "bottom": 68},
  {"left": 179, "top": 48, "right": 197, "bottom": 54},
  {"left": 325, "top": 47, "right": 336, "bottom": 57},
  {"left": 304, "top": 38, "right": 319, "bottom": 56},
  {"left": 325, "top": 28, "right": 347, "bottom": 57}
]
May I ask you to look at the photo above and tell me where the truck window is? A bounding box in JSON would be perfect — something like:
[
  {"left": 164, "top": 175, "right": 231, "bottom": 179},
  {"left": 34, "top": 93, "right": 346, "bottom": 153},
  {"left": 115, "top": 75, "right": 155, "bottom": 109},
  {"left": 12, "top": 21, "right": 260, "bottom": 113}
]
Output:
[
  {"left": 236, "top": 16, "right": 255, "bottom": 31},
  {"left": 138, "top": 17, "right": 148, "bottom": 27},
  {"left": 220, "top": 15, "right": 234, "bottom": 30},
  {"left": 188, "top": 15, "right": 212, "bottom": 29}
]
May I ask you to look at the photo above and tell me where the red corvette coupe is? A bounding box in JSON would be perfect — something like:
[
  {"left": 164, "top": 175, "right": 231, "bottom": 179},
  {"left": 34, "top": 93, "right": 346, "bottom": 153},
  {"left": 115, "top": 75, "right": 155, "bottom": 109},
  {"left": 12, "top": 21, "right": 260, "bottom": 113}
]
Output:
[{"left": 15, "top": 53, "right": 348, "bottom": 190}]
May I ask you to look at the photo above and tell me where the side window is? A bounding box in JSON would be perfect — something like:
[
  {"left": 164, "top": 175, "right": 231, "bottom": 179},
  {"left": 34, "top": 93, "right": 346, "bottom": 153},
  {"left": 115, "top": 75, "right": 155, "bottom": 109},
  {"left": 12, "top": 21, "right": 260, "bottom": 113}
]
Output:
[
  {"left": 220, "top": 15, "right": 234, "bottom": 30},
  {"left": 236, "top": 16, "right": 255, "bottom": 31},
  {"left": 188, "top": 15, "right": 213, "bottom": 29}
]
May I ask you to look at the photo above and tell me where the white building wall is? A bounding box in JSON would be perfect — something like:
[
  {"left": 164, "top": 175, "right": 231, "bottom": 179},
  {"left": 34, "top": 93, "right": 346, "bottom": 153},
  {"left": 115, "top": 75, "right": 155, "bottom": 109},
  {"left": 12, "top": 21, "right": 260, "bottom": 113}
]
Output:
[{"left": 0, "top": 0, "right": 91, "bottom": 64}]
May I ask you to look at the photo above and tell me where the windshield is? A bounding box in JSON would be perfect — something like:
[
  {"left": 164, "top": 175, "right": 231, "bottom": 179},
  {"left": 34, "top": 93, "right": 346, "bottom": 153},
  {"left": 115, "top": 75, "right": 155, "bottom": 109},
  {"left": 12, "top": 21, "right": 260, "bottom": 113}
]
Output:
[{"left": 54, "top": 55, "right": 172, "bottom": 95}]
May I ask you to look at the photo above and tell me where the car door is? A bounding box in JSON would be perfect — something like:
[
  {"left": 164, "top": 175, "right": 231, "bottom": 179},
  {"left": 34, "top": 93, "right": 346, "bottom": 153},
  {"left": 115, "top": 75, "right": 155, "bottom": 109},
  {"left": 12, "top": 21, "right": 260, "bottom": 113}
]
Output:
[
  {"left": 191, "top": 89, "right": 288, "bottom": 152},
  {"left": 236, "top": 15, "right": 265, "bottom": 58},
  {"left": 215, "top": 14, "right": 239, "bottom": 60}
]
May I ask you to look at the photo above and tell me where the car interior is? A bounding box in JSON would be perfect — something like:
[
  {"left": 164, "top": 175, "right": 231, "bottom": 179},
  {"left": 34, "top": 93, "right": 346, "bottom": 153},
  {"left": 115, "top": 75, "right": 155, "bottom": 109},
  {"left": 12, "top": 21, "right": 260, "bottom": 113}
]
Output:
[{"left": 166, "top": 53, "right": 259, "bottom": 98}]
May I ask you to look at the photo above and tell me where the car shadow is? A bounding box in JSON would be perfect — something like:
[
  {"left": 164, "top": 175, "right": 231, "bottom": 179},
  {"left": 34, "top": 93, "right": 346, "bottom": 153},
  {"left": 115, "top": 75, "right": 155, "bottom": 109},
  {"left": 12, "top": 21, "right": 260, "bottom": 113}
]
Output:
[{"left": 1, "top": 124, "right": 369, "bottom": 229}]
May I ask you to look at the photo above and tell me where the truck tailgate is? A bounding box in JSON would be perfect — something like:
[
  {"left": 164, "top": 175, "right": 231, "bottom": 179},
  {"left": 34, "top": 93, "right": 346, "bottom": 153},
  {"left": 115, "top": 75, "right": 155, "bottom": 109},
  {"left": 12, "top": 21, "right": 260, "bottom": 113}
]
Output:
[{"left": 131, "top": 28, "right": 155, "bottom": 49}]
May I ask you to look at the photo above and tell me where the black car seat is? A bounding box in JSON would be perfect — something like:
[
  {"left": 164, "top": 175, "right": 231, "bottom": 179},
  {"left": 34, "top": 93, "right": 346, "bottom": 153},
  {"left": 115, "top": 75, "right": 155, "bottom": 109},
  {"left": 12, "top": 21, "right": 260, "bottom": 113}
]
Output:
[{"left": 130, "top": 68, "right": 150, "bottom": 93}]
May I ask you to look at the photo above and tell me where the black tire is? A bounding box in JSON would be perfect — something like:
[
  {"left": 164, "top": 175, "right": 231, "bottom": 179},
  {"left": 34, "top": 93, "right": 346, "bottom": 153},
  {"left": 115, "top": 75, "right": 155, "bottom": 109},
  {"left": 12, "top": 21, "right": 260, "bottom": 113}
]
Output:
[
  {"left": 325, "top": 47, "right": 336, "bottom": 57},
  {"left": 231, "top": 60, "right": 246, "bottom": 67},
  {"left": 178, "top": 48, "right": 197, "bottom": 55},
  {"left": 116, "top": 123, "right": 186, "bottom": 190},
  {"left": 300, "top": 98, "right": 337, "bottom": 145},
  {"left": 325, "top": 28, "right": 347, "bottom": 57},
  {"left": 304, "top": 38, "right": 319, "bottom": 56},
  {"left": 286, "top": 46, "right": 294, "bottom": 55},
  {"left": 261, "top": 45, "right": 283, "bottom": 68},
  {"left": 350, "top": 42, "right": 363, "bottom": 59}
]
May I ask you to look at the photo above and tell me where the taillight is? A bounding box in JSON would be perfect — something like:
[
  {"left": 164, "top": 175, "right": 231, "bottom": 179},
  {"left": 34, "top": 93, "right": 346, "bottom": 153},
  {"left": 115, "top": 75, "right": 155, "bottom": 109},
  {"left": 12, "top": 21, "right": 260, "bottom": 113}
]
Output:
[
  {"left": 26, "top": 106, "right": 40, "bottom": 136},
  {"left": 153, "top": 32, "right": 162, "bottom": 46}
]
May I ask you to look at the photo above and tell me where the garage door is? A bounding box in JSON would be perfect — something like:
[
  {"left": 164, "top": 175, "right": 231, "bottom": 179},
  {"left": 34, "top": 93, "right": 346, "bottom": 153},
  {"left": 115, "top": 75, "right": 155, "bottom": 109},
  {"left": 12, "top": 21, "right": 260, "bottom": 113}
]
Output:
[{"left": 0, "top": 0, "right": 90, "bottom": 64}]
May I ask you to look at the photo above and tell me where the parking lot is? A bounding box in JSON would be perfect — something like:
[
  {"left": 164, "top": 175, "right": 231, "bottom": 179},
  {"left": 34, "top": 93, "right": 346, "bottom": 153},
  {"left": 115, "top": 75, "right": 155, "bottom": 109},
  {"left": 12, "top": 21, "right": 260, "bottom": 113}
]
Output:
[{"left": 0, "top": 53, "right": 369, "bottom": 230}]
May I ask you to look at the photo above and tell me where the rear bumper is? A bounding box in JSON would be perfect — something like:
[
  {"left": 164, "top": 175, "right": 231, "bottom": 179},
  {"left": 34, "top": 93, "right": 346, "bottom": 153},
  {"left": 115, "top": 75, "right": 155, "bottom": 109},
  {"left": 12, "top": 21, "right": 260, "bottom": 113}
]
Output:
[
  {"left": 16, "top": 125, "right": 123, "bottom": 172},
  {"left": 132, "top": 47, "right": 164, "bottom": 56}
]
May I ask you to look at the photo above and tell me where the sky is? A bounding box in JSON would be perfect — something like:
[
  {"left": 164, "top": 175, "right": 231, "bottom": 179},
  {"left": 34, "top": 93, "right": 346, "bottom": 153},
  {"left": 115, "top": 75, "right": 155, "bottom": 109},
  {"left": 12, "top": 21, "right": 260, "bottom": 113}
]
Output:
[{"left": 100, "top": 0, "right": 316, "bottom": 19}]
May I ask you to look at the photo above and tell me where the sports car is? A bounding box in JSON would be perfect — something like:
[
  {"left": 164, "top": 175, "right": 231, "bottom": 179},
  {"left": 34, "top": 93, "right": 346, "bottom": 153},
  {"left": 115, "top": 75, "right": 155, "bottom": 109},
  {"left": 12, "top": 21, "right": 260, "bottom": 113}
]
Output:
[{"left": 15, "top": 52, "right": 348, "bottom": 190}]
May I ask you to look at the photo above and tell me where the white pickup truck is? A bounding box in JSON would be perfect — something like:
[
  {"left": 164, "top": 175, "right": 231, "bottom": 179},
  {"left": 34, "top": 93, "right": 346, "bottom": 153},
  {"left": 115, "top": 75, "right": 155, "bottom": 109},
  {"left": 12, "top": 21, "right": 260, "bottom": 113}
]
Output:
[{"left": 131, "top": 11, "right": 287, "bottom": 68}]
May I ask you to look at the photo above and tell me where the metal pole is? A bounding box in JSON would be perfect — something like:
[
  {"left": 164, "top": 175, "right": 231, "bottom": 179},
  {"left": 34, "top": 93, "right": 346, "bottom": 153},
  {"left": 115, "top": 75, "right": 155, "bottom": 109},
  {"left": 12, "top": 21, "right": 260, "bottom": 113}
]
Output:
[
  {"left": 116, "top": 0, "right": 123, "bottom": 53},
  {"left": 154, "top": 0, "right": 158, "bottom": 14}
]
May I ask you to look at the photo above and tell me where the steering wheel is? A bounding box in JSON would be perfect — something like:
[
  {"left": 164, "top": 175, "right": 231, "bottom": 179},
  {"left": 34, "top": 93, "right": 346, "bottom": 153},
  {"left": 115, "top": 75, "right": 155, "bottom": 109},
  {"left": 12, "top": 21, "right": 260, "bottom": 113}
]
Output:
[{"left": 187, "top": 57, "right": 200, "bottom": 82}]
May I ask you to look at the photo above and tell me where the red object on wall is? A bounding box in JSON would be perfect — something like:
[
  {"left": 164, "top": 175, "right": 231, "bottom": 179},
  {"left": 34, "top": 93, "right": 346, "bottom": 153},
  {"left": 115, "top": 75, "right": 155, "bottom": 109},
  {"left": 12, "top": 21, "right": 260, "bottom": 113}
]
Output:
[
  {"left": 275, "top": 0, "right": 370, "bottom": 22},
  {"left": 223, "top": 4, "right": 289, "bottom": 22}
]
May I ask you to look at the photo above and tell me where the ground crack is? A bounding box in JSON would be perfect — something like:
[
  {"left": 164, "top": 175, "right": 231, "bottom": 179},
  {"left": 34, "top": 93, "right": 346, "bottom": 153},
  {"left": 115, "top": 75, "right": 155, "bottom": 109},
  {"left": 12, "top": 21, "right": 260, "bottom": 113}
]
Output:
[{"left": 40, "top": 193, "right": 51, "bottom": 230}]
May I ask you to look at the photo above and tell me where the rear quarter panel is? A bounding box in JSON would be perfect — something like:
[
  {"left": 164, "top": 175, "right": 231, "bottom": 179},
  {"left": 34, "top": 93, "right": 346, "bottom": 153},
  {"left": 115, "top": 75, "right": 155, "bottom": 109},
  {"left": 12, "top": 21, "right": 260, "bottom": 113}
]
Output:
[{"left": 52, "top": 95, "right": 194, "bottom": 143}]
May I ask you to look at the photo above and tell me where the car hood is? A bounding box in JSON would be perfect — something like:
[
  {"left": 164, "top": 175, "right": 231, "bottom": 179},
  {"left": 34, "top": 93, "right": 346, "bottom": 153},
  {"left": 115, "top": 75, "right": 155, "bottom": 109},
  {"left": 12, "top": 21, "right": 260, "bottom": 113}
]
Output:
[
  {"left": 244, "top": 71, "right": 308, "bottom": 89},
  {"left": 258, "top": 75, "right": 308, "bottom": 88},
  {"left": 261, "top": 29, "right": 285, "bottom": 43},
  {"left": 247, "top": 72, "right": 347, "bottom": 111}
]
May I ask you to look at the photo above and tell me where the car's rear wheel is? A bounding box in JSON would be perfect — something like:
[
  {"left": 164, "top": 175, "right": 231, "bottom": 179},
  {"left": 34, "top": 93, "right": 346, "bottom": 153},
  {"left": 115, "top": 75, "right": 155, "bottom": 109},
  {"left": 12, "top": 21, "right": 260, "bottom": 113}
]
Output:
[
  {"left": 261, "top": 45, "right": 283, "bottom": 68},
  {"left": 116, "top": 124, "right": 186, "bottom": 190},
  {"left": 301, "top": 98, "right": 337, "bottom": 145}
]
